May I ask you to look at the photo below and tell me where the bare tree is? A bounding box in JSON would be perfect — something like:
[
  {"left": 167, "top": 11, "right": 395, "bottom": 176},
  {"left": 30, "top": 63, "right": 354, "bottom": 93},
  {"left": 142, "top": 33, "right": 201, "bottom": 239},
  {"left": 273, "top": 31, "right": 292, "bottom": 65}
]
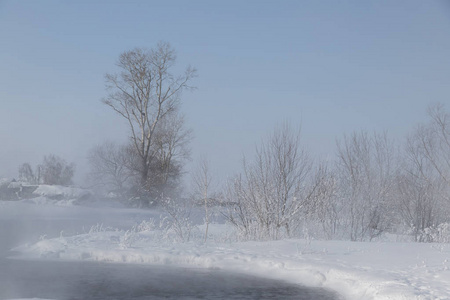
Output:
[
  {"left": 395, "top": 105, "right": 450, "bottom": 241},
  {"left": 87, "top": 112, "right": 192, "bottom": 206},
  {"left": 192, "top": 156, "right": 213, "bottom": 243},
  {"left": 223, "top": 124, "right": 315, "bottom": 240},
  {"left": 411, "top": 103, "right": 450, "bottom": 187},
  {"left": 102, "top": 42, "right": 196, "bottom": 204},
  {"left": 395, "top": 168, "right": 444, "bottom": 242},
  {"left": 309, "top": 164, "right": 340, "bottom": 239},
  {"left": 87, "top": 141, "right": 134, "bottom": 197},
  {"left": 161, "top": 196, "right": 196, "bottom": 243},
  {"left": 38, "top": 154, "right": 75, "bottom": 186},
  {"left": 336, "top": 131, "right": 397, "bottom": 241},
  {"left": 146, "top": 110, "right": 193, "bottom": 200},
  {"left": 18, "top": 163, "right": 35, "bottom": 184}
]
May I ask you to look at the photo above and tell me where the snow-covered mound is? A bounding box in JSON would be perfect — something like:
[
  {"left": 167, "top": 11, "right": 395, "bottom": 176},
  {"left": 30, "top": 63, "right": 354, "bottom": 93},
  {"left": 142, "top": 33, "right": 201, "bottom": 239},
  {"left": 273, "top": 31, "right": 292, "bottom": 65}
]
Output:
[
  {"left": 0, "top": 180, "right": 93, "bottom": 204},
  {"left": 32, "top": 185, "right": 91, "bottom": 200}
]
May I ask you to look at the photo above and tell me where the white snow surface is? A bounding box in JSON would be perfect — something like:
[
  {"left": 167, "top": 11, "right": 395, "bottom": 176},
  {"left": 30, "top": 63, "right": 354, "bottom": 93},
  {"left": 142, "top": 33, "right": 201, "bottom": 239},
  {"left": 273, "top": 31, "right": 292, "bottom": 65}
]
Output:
[
  {"left": 4, "top": 200, "right": 450, "bottom": 300},
  {"left": 32, "top": 185, "right": 91, "bottom": 199}
]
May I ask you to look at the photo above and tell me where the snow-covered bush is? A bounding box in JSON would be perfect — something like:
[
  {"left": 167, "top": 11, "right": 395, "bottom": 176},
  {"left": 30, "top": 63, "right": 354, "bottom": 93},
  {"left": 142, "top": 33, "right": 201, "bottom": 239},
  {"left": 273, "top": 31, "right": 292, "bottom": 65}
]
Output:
[
  {"left": 420, "top": 223, "right": 450, "bottom": 243},
  {"left": 161, "top": 197, "right": 197, "bottom": 242},
  {"left": 222, "top": 124, "right": 321, "bottom": 241},
  {"left": 335, "top": 132, "right": 397, "bottom": 241}
]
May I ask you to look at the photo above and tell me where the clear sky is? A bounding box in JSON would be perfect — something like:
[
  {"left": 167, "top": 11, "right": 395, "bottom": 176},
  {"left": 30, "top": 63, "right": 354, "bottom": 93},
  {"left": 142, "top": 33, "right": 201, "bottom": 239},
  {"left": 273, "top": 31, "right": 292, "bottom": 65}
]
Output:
[{"left": 1, "top": 0, "right": 450, "bottom": 185}]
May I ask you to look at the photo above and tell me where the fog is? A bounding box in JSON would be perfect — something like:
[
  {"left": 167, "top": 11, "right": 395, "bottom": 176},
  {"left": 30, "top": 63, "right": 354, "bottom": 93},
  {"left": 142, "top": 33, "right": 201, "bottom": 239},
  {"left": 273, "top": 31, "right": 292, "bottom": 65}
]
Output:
[
  {"left": 2, "top": 1, "right": 450, "bottom": 185},
  {"left": 1, "top": 1, "right": 450, "bottom": 299}
]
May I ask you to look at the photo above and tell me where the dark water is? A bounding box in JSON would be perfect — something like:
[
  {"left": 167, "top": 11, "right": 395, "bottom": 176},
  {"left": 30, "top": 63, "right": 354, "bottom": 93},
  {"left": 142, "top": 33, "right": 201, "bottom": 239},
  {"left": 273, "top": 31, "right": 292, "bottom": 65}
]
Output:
[
  {"left": 0, "top": 259, "right": 340, "bottom": 300},
  {"left": 0, "top": 213, "right": 341, "bottom": 300}
]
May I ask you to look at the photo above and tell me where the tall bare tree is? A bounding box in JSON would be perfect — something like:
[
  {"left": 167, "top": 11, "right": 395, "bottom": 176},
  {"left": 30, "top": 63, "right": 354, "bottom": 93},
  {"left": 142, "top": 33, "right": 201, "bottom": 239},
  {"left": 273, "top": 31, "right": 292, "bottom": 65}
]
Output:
[{"left": 102, "top": 42, "right": 196, "bottom": 201}]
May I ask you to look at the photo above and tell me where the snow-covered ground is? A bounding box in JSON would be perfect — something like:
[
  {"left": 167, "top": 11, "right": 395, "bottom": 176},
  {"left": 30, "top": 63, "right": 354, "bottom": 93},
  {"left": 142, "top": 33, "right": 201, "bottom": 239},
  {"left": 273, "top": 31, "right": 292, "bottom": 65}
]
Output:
[{"left": 2, "top": 195, "right": 450, "bottom": 300}]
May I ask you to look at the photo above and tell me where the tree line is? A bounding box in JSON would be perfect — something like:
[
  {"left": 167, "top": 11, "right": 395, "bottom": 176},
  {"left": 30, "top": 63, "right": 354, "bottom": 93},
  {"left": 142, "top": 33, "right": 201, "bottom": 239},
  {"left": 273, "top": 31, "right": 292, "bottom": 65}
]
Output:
[
  {"left": 82, "top": 42, "right": 450, "bottom": 242},
  {"left": 15, "top": 42, "right": 450, "bottom": 243},
  {"left": 223, "top": 104, "right": 450, "bottom": 242},
  {"left": 18, "top": 154, "right": 75, "bottom": 186}
]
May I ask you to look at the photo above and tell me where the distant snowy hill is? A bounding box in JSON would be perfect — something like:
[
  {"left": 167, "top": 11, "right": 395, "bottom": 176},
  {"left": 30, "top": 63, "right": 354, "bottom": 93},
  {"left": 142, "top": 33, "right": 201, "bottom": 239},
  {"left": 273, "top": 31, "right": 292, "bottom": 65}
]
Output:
[{"left": 0, "top": 178, "right": 92, "bottom": 204}]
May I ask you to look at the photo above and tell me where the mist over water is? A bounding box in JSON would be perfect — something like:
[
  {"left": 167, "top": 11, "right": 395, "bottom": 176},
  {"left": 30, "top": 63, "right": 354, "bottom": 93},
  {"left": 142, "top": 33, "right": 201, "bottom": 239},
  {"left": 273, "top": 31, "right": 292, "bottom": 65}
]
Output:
[
  {"left": 0, "top": 203, "right": 341, "bottom": 300},
  {"left": 0, "top": 259, "right": 340, "bottom": 300}
]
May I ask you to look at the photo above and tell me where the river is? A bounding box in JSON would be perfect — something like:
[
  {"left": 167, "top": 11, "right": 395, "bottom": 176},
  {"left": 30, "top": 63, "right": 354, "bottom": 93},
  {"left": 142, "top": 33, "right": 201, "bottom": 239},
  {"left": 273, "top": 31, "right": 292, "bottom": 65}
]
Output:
[{"left": 0, "top": 204, "right": 341, "bottom": 300}]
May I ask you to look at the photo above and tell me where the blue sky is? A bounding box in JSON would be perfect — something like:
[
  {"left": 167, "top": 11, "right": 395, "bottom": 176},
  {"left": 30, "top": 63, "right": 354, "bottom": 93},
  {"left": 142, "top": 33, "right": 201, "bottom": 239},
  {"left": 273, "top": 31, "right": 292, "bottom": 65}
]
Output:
[{"left": 1, "top": 0, "right": 450, "bottom": 185}]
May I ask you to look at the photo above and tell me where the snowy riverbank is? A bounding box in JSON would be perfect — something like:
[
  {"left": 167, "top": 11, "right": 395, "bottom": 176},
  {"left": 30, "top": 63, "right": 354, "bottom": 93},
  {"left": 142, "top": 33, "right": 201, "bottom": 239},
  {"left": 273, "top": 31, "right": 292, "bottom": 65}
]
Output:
[
  {"left": 2, "top": 199, "right": 450, "bottom": 299},
  {"left": 13, "top": 225, "right": 450, "bottom": 299}
]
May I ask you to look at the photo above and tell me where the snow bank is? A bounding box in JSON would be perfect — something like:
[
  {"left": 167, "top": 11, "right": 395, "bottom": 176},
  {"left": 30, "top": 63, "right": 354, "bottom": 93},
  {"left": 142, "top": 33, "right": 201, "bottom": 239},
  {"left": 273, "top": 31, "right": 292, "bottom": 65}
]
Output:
[
  {"left": 18, "top": 196, "right": 79, "bottom": 206},
  {"left": 4, "top": 200, "right": 448, "bottom": 300},
  {"left": 14, "top": 224, "right": 450, "bottom": 300},
  {"left": 32, "top": 185, "right": 91, "bottom": 200}
]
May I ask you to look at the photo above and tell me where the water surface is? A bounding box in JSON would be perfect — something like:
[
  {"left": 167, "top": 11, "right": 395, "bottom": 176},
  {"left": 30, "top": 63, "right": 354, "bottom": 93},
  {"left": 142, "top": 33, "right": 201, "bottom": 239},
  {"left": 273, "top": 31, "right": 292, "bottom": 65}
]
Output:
[{"left": 0, "top": 206, "right": 341, "bottom": 300}]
